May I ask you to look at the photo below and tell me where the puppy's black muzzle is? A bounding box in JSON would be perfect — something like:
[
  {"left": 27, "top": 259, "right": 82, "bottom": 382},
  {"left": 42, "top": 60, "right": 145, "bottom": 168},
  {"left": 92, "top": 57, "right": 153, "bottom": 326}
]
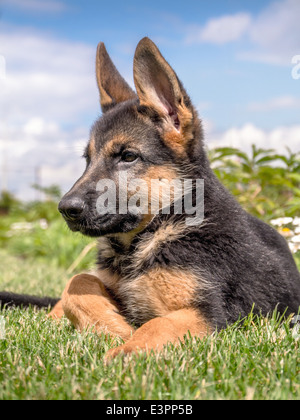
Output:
[{"left": 58, "top": 195, "right": 85, "bottom": 222}]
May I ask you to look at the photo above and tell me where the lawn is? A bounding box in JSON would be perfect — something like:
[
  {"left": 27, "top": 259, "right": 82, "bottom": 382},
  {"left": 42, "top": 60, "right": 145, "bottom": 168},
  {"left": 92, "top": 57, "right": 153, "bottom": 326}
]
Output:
[
  {"left": 0, "top": 242, "right": 299, "bottom": 400},
  {"left": 0, "top": 147, "right": 300, "bottom": 400},
  {"left": 0, "top": 289, "right": 299, "bottom": 399}
]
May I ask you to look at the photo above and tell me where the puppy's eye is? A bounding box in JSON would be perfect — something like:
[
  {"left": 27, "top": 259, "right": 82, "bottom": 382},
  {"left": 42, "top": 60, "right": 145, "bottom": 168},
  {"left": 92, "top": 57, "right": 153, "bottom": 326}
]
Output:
[{"left": 121, "top": 151, "right": 138, "bottom": 163}]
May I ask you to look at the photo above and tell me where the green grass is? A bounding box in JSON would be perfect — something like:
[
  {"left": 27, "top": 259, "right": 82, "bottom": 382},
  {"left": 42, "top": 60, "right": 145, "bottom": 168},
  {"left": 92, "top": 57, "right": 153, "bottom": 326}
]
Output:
[
  {"left": 0, "top": 305, "right": 299, "bottom": 400},
  {"left": 0, "top": 248, "right": 300, "bottom": 400},
  {"left": 0, "top": 219, "right": 97, "bottom": 273}
]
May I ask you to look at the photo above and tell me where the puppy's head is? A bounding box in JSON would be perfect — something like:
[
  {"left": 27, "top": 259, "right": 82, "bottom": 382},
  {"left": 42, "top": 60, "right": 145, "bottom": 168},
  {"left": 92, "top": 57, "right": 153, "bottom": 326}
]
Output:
[{"left": 59, "top": 38, "right": 203, "bottom": 237}]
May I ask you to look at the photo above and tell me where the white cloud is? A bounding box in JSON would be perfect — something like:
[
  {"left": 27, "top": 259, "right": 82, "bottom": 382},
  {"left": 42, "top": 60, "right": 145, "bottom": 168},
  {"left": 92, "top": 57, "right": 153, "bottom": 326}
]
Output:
[
  {"left": 185, "top": 0, "right": 300, "bottom": 66},
  {"left": 41, "top": 161, "right": 86, "bottom": 193},
  {"left": 0, "top": 117, "right": 87, "bottom": 200},
  {"left": 186, "top": 13, "right": 252, "bottom": 45},
  {"left": 0, "top": 24, "right": 100, "bottom": 199},
  {"left": 23, "top": 118, "right": 60, "bottom": 136},
  {"left": 245, "top": 0, "right": 300, "bottom": 65},
  {"left": 0, "top": 25, "right": 99, "bottom": 124},
  {"left": 206, "top": 123, "right": 300, "bottom": 155},
  {"left": 248, "top": 96, "right": 300, "bottom": 112}
]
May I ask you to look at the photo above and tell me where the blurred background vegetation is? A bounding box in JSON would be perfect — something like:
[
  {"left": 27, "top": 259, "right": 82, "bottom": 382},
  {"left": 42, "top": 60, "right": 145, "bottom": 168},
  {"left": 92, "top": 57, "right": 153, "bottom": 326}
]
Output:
[
  {"left": 0, "top": 145, "right": 299, "bottom": 283},
  {"left": 209, "top": 145, "right": 300, "bottom": 220}
]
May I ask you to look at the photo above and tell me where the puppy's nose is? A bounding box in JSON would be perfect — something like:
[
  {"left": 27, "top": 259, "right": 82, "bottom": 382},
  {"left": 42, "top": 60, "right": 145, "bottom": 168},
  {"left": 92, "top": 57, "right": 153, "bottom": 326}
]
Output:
[{"left": 58, "top": 196, "right": 85, "bottom": 221}]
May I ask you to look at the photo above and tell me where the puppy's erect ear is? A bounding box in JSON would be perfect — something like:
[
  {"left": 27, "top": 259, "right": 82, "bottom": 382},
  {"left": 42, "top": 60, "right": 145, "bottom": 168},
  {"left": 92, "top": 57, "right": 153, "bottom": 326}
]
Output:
[
  {"left": 96, "top": 43, "right": 137, "bottom": 112},
  {"left": 133, "top": 37, "right": 195, "bottom": 150}
]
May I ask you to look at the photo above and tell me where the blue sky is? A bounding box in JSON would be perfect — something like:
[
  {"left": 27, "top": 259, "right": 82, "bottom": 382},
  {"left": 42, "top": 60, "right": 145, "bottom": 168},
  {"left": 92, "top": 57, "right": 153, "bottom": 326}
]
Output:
[{"left": 0, "top": 0, "right": 299, "bottom": 198}]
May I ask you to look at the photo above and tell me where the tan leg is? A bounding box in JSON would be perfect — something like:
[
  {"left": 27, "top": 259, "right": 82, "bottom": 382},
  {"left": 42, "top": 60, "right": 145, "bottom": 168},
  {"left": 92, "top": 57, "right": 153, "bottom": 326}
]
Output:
[
  {"left": 61, "top": 274, "right": 134, "bottom": 341},
  {"left": 48, "top": 300, "right": 64, "bottom": 320},
  {"left": 105, "top": 308, "right": 211, "bottom": 359}
]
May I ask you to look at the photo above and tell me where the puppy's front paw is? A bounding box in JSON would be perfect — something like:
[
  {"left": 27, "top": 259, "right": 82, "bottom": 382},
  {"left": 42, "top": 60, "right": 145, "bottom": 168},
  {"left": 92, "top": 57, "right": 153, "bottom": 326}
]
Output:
[
  {"left": 47, "top": 303, "right": 64, "bottom": 321},
  {"left": 104, "top": 341, "right": 145, "bottom": 361}
]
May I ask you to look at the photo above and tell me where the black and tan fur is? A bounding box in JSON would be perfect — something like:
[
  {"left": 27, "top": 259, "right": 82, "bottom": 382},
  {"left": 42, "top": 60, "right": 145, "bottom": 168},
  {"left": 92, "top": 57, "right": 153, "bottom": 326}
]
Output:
[{"left": 1, "top": 38, "right": 300, "bottom": 358}]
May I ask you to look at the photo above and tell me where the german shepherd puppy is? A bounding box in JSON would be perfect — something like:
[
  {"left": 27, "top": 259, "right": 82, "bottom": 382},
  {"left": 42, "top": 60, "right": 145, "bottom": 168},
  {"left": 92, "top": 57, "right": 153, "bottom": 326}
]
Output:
[{"left": 1, "top": 38, "right": 300, "bottom": 358}]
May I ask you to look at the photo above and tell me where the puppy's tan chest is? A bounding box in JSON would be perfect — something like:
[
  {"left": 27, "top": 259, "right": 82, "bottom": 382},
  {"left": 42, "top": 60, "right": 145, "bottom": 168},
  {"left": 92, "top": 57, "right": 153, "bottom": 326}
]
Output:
[
  {"left": 122, "top": 268, "right": 198, "bottom": 322},
  {"left": 96, "top": 230, "right": 198, "bottom": 324},
  {"left": 98, "top": 264, "right": 198, "bottom": 324}
]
